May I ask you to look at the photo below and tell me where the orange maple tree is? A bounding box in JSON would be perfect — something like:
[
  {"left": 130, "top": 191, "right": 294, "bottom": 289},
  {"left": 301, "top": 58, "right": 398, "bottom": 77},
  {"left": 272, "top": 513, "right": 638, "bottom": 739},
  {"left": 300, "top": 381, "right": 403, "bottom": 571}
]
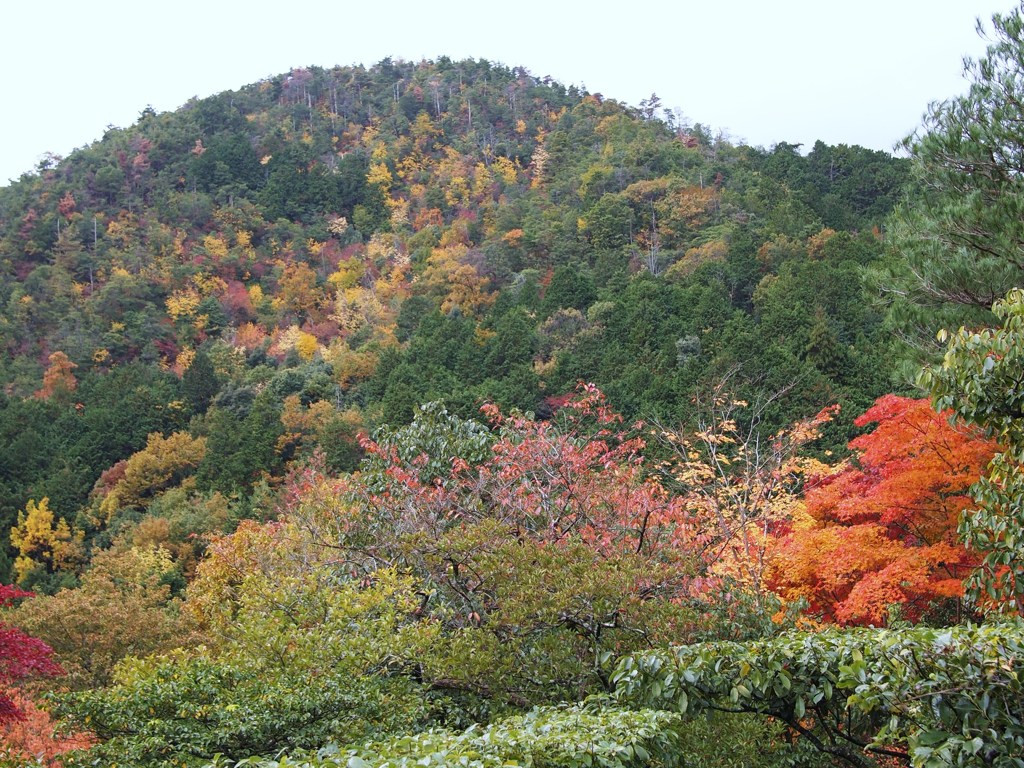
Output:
[
  {"left": 0, "top": 687, "right": 92, "bottom": 767},
  {"left": 768, "top": 395, "right": 997, "bottom": 625},
  {"left": 34, "top": 351, "right": 77, "bottom": 402}
]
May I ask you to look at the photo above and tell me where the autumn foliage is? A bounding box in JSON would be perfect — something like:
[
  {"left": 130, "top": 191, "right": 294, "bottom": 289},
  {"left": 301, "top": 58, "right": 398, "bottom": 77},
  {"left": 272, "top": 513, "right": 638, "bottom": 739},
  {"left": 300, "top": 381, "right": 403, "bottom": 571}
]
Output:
[
  {"left": 657, "top": 394, "right": 837, "bottom": 609},
  {"left": 251, "top": 387, "right": 707, "bottom": 703},
  {"left": 0, "top": 586, "right": 62, "bottom": 721},
  {"left": 0, "top": 35, "right": 1018, "bottom": 766},
  {"left": 768, "top": 396, "right": 997, "bottom": 624},
  {"left": 34, "top": 351, "right": 77, "bottom": 402},
  {"left": 356, "top": 385, "right": 697, "bottom": 561},
  {"left": 0, "top": 589, "right": 91, "bottom": 765},
  {"left": 0, "top": 578, "right": 91, "bottom": 765},
  {"left": 0, "top": 687, "right": 92, "bottom": 767}
]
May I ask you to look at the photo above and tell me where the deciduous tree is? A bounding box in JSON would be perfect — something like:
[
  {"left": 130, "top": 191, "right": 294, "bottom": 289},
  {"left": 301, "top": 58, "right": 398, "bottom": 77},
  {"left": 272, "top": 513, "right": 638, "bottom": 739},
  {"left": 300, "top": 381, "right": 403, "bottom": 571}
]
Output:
[
  {"left": 769, "top": 395, "right": 996, "bottom": 625},
  {"left": 293, "top": 387, "right": 702, "bottom": 702},
  {"left": 9, "top": 498, "right": 84, "bottom": 587},
  {"left": 0, "top": 585, "right": 62, "bottom": 723},
  {"left": 657, "top": 382, "right": 837, "bottom": 616},
  {"left": 97, "top": 431, "right": 207, "bottom": 520},
  {"left": 8, "top": 546, "right": 190, "bottom": 689},
  {"left": 34, "top": 351, "right": 77, "bottom": 402},
  {"left": 0, "top": 685, "right": 92, "bottom": 767},
  {"left": 416, "top": 244, "right": 494, "bottom": 316}
]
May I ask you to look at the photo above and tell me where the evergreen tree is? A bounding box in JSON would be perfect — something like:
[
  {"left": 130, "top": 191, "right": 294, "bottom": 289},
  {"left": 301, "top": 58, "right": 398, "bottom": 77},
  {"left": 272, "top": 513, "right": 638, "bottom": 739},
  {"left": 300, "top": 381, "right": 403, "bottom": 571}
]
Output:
[
  {"left": 181, "top": 349, "right": 219, "bottom": 416},
  {"left": 881, "top": 5, "right": 1024, "bottom": 366}
]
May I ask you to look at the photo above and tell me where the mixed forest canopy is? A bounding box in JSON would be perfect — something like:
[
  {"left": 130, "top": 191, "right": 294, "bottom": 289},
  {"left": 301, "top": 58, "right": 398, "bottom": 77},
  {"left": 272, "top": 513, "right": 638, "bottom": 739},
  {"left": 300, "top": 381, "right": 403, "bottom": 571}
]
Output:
[
  {"left": 0, "top": 57, "right": 908, "bottom": 575},
  {"left": 3, "top": 4, "right": 1024, "bottom": 764}
]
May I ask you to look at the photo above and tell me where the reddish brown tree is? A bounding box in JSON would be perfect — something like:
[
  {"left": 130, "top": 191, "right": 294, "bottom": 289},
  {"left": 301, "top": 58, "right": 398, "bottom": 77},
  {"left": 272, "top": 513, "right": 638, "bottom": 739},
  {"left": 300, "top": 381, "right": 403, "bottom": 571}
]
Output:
[
  {"left": 0, "top": 687, "right": 92, "bottom": 766},
  {"left": 299, "top": 386, "right": 705, "bottom": 700}
]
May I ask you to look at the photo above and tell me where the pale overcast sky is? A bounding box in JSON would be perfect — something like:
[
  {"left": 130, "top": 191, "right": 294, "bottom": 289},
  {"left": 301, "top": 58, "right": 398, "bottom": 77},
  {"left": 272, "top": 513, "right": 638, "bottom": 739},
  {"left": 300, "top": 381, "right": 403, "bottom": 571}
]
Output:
[{"left": 0, "top": 1, "right": 1013, "bottom": 184}]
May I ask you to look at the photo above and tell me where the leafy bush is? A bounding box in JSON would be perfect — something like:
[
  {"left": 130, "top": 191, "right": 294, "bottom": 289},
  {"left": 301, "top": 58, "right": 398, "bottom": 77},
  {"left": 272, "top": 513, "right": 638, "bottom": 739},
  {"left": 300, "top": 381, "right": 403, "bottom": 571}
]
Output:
[
  {"left": 612, "top": 622, "right": 1024, "bottom": 767},
  {"left": 209, "top": 702, "right": 685, "bottom": 768}
]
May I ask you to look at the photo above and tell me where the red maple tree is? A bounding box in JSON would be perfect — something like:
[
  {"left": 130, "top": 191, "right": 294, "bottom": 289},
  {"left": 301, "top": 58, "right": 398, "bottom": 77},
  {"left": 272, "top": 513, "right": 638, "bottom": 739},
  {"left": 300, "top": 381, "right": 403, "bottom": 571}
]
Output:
[{"left": 0, "top": 585, "right": 62, "bottom": 722}]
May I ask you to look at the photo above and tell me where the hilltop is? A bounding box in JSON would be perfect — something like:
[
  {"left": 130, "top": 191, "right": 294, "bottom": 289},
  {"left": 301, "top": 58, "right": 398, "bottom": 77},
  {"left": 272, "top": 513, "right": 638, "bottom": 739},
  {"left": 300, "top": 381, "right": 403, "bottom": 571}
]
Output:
[{"left": 0, "top": 57, "right": 908, "bottom": 581}]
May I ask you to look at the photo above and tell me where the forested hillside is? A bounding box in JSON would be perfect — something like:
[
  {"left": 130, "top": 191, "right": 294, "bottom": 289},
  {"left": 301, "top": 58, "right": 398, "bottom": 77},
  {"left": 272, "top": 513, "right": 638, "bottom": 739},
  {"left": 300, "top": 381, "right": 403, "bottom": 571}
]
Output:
[
  {"left": 0, "top": 58, "right": 908, "bottom": 586},
  {"left": 2, "top": 8, "right": 1024, "bottom": 764}
]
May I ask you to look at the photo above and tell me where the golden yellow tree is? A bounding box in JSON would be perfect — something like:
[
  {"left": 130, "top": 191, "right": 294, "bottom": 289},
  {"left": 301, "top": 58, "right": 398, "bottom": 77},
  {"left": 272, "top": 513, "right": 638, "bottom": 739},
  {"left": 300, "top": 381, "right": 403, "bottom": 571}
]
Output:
[
  {"left": 276, "top": 394, "right": 337, "bottom": 458},
  {"left": 10, "top": 499, "right": 84, "bottom": 585},
  {"left": 658, "top": 386, "right": 835, "bottom": 611},
  {"left": 417, "top": 244, "right": 494, "bottom": 316},
  {"left": 98, "top": 432, "right": 207, "bottom": 520}
]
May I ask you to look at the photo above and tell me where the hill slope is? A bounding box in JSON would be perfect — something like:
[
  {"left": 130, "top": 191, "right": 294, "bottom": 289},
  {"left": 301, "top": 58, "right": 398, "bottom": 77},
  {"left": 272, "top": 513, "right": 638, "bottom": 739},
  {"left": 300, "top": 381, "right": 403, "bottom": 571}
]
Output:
[{"left": 0, "top": 57, "right": 909, "bottom": 584}]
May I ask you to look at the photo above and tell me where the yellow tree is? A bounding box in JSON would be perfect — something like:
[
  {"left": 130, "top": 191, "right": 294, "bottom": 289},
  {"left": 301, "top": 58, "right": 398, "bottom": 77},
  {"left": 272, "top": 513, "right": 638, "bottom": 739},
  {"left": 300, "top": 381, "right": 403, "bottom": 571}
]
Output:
[
  {"left": 658, "top": 384, "right": 835, "bottom": 612},
  {"left": 273, "top": 261, "right": 322, "bottom": 322},
  {"left": 97, "top": 432, "right": 207, "bottom": 520},
  {"left": 323, "top": 340, "right": 380, "bottom": 389},
  {"left": 332, "top": 286, "right": 387, "bottom": 335},
  {"left": 417, "top": 243, "right": 494, "bottom": 316},
  {"left": 8, "top": 546, "right": 191, "bottom": 688},
  {"left": 277, "top": 394, "right": 337, "bottom": 458},
  {"left": 165, "top": 288, "right": 201, "bottom": 324},
  {"left": 294, "top": 330, "right": 320, "bottom": 361},
  {"left": 665, "top": 239, "right": 729, "bottom": 281},
  {"left": 10, "top": 499, "right": 84, "bottom": 585}
]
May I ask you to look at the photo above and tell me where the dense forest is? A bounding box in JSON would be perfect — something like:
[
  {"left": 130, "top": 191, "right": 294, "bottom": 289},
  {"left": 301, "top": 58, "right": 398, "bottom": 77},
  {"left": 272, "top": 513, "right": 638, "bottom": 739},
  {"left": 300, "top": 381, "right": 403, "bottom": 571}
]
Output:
[{"left": 2, "top": 4, "right": 1024, "bottom": 767}]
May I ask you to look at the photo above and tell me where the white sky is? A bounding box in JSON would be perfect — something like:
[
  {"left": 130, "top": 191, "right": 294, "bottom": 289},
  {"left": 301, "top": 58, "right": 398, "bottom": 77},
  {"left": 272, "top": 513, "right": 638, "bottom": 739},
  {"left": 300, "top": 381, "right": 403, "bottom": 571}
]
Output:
[{"left": 0, "top": 0, "right": 1013, "bottom": 184}]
